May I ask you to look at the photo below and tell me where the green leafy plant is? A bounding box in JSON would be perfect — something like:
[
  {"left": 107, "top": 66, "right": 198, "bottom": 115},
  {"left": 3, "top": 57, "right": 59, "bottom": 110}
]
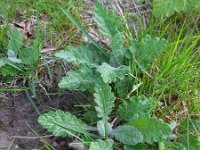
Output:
[
  {"left": 39, "top": 96, "right": 172, "bottom": 149},
  {"left": 0, "top": 27, "right": 40, "bottom": 77},
  {"left": 153, "top": 0, "right": 200, "bottom": 18},
  {"left": 38, "top": 1, "right": 200, "bottom": 149}
]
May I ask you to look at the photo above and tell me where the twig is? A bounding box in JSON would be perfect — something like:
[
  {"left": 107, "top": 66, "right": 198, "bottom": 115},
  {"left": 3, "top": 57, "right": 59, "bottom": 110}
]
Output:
[
  {"left": 134, "top": 59, "right": 152, "bottom": 78},
  {"left": 182, "top": 101, "right": 189, "bottom": 116},
  {"left": 41, "top": 46, "right": 57, "bottom": 53},
  {"left": 112, "top": 0, "right": 126, "bottom": 23},
  {"left": 111, "top": 117, "right": 120, "bottom": 128},
  {"left": 126, "top": 82, "right": 143, "bottom": 99},
  {"left": 131, "top": 0, "right": 147, "bottom": 28}
]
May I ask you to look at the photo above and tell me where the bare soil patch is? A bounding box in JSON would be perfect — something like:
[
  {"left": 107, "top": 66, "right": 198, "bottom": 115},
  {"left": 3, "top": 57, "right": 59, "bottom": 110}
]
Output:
[{"left": 0, "top": 91, "right": 85, "bottom": 150}]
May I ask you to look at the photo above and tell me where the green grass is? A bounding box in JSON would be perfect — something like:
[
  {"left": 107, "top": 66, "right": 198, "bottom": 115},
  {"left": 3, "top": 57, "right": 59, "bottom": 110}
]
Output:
[
  {"left": 119, "top": 0, "right": 199, "bottom": 119},
  {"left": 0, "top": 0, "right": 85, "bottom": 84},
  {"left": 0, "top": 0, "right": 84, "bottom": 48},
  {"left": 121, "top": 5, "right": 200, "bottom": 148},
  {"left": 125, "top": 14, "right": 200, "bottom": 118}
]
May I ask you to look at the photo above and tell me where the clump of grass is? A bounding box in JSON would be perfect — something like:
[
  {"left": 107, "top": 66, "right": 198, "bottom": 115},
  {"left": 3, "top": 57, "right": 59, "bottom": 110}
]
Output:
[
  {"left": 117, "top": 0, "right": 200, "bottom": 126},
  {"left": 0, "top": 0, "right": 84, "bottom": 48},
  {"left": 142, "top": 17, "right": 199, "bottom": 115}
]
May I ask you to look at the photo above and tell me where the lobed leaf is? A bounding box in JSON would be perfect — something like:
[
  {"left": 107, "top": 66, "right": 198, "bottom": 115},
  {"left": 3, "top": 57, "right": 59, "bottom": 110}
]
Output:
[
  {"left": 94, "top": 82, "right": 115, "bottom": 137},
  {"left": 38, "top": 110, "right": 90, "bottom": 137},
  {"left": 96, "top": 63, "right": 129, "bottom": 84},
  {"left": 153, "top": 0, "right": 200, "bottom": 18},
  {"left": 89, "top": 139, "right": 114, "bottom": 150},
  {"left": 109, "top": 33, "right": 126, "bottom": 67},
  {"left": 93, "top": 2, "right": 123, "bottom": 39},
  {"left": 130, "top": 35, "right": 167, "bottom": 70},
  {"left": 97, "top": 120, "right": 112, "bottom": 138},
  {"left": 58, "top": 66, "right": 99, "bottom": 91},
  {"left": 112, "top": 125, "right": 143, "bottom": 145},
  {"left": 94, "top": 82, "right": 115, "bottom": 119},
  {"left": 129, "top": 116, "right": 171, "bottom": 144},
  {"left": 93, "top": 2, "right": 125, "bottom": 67},
  {"left": 117, "top": 97, "right": 157, "bottom": 121},
  {"left": 153, "top": 0, "right": 185, "bottom": 17},
  {"left": 55, "top": 45, "right": 107, "bottom": 67}
]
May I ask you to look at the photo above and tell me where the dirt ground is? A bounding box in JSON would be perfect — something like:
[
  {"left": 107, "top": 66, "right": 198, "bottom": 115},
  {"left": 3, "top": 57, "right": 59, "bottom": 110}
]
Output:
[
  {"left": 0, "top": 91, "right": 86, "bottom": 150},
  {"left": 0, "top": 94, "right": 44, "bottom": 149}
]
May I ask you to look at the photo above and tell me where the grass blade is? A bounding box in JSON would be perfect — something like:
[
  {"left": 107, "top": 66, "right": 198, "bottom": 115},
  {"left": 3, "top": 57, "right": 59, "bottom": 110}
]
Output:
[{"left": 61, "top": 8, "right": 108, "bottom": 57}]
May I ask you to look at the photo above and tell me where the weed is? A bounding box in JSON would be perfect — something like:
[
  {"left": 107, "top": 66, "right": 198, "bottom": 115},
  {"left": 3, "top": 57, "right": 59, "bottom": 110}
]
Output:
[
  {"left": 153, "top": 0, "right": 200, "bottom": 18},
  {"left": 0, "top": 0, "right": 199, "bottom": 149},
  {"left": 38, "top": 2, "right": 200, "bottom": 149}
]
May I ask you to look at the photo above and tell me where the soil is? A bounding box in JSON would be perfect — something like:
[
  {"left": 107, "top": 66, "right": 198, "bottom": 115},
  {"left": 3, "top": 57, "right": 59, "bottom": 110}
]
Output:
[
  {"left": 0, "top": 94, "right": 42, "bottom": 149},
  {"left": 0, "top": 91, "right": 86, "bottom": 150}
]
